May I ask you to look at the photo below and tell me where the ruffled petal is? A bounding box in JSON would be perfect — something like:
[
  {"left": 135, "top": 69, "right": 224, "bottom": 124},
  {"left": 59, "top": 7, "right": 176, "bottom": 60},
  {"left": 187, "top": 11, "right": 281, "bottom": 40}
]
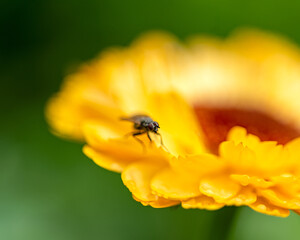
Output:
[
  {"left": 284, "top": 138, "right": 300, "bottom": 172},
  {"left": 230, "top": 174, "right": 274, "bottom": 188},
  {"left": 219, "top": 141, "right": 256, "bottom": 172},
  {"left": 225, "top": 187, "right": 257, "bottom": 206},
  {"left": 227, "top": 29, "right": 299, "bottom": 63},
  {"left": 293, "top": 209, "right": 300, "bottom": 215},
  {"left": 122, "top": 161, "right": 167, "bottom": 202},
  {"left": 182, "top": 195, "right": 225, "bottom": 210},
  {"left": 170, "top": 154, "right": 225, "bottom": 176},
  {"left": 132, "top": 194, "right": 180, "bottom": 208},
  {"left": 259, "top": 188, "right": 300, "bottom": 210},
  {"left": 227, "top": 126, "right": 260, "bottom": 148},
  {"left": 250, "top": 197, "right": 290, "bottom": 217},
  {"left": 199, "top": 176, "right": 241, "bottom": 202},
  {"left": 83, "top": 120, "right": 130, "bottom": 144},
  {"left": 270, "top": 174, "right": 300, "bottom": 185},
  {"left": 146, "top": 93, "right": 206, "bottom": 157},
  {"left": 83, "top": 121, "right": 169, "bottom": 163},
  {"left": 83, "top": 146, "right": 132, "bottom": 172},
  {"left": 151, "top": 168, "right": 201, "bottom": 200},
  {"left": 46, "top": 73, "right": 122, "bottom": 140}
]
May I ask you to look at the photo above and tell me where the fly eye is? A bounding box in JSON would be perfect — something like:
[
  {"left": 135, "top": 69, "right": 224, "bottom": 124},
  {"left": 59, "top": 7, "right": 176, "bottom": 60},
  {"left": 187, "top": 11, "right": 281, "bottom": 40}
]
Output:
[{"left": 148, "top": 123, "right": 154, "bottom": 130}]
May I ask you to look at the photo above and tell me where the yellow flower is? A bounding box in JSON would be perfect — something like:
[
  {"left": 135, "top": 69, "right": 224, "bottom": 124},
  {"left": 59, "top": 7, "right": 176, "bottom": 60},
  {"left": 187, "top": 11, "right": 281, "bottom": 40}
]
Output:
[
  {"left": 46, "top": 29, "right": 300, "bottom": 217},
  {"left": 208, "top": 126, "right": 300, "bottom": 217}
]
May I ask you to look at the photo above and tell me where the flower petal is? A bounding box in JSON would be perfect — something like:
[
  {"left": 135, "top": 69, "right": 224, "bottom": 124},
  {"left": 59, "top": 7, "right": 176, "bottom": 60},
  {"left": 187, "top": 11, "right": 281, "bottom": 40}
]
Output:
[
  {"left": 270, "top": 174, "right": 300, "bottom": 185},
  {"left": 83, "top": 120, "right": 129, "bottom": 143},
  {"left": 219, "top": 141, "right": 256, "bottom": 172},
  {"left": 46, "top": 73, "right": 122, "bottom": 140},
  {"left": 170, "top": 154, "right": 225, "bottom": 176},
  {"left": 122, "top": 161, "right": 167, "bottom": 202},
  {"left": 132, "top": 194, "right": 180, "bottom": 208},
  {"left": 227, "top": 126, "right": 260, "bottom": 148},
  {"left": 146, "top": 92, "right": 206, "bottom": 156},
  {"left": 151, "top": 168, "right": 201, "bottom": 200},
  {"left": 293, "top": 209, "right": 300, "bottom": 215},
  {"left": 259, "top": 188, "right": 300, "bottom": 210},
  {"left": 83, "top": 146, "right": 132, "bottom": 172},
  {"left": 199, "top": 176, "right": 241, "bottom": 202},
  {"left": 83, "top": 122, "right": 169, "bottom": 164},
  {"left": 225, "top": 187, "right": 257, "bottom": 206},
  {"left": 230, "top": 174, "right": 274, "bottom": 188},
  {"left": 250, "top": 197, "right": 290, "bottom": 217},
  {"left": 182, "top": 195, "right": 225, "bottom": 210}
]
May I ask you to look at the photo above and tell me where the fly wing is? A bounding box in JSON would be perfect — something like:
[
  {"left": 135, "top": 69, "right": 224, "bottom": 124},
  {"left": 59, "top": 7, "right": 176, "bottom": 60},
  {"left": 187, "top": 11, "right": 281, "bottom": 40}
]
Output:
[{"left": 120, "top": 114, "right": 150, "bottom": 124}]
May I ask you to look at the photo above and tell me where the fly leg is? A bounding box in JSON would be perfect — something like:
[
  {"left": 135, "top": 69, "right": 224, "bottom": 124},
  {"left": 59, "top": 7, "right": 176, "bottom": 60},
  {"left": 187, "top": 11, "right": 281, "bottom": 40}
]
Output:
[
  {"left": 124, "top": 130, "right": 144, "bottom": 139},
  {"left": 155, "top": 132, "right": 169, "bottom": 152},
  {"left": 132, "top": 130, "right": 147, "bottom": 152},
  {"left": 147, "top": 131, "right": 152, "bottom": 141},
  {"left": 147, "top": 131, "right": 156, "bottom": 148},
  {"left": 124, "top": 131, "right": 134, "bottom": 138}
]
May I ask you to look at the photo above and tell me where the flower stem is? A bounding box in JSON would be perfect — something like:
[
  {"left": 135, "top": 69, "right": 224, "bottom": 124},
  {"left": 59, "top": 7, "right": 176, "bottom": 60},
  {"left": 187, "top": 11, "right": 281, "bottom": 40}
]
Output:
[{"left": 208, "top": 206, "right": 237, "bottom": 240}]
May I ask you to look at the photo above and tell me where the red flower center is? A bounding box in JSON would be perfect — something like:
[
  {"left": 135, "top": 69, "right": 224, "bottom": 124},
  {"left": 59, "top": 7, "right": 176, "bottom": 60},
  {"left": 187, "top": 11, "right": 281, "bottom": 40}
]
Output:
[{"left": 194, "top": 106, "right": 300, "bottom": 154}]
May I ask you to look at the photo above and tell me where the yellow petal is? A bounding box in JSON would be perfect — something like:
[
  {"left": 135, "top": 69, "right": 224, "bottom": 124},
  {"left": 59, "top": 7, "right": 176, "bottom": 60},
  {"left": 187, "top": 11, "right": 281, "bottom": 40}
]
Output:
[
  {"left": 83, "top": 122, "right": 169, "bottom": 163},
  {"left": 259, "top": 188, "right": 300, "bottom": 210},
  {"left": 199, "top": 176, "right": 241, "bottom": 202},
  {"left": 226, "top": 187, "right": 257, "bottom": 206},
  {"left": 170, "top": 154, "right": 225, "bottom": 176},
  {"left": 132, "top": 31, "right": 179, "bottom": 51},
  {"left": 284, "top": 138, "right": 300, "bottom": 171},
  {"left": 230, "top": 174, "right": 274, "bottom": 188},
  {"left": 270, "top": 174, "right": 300, "bottom": 185},
  {"left": 227, "top": 126, "right": 260, "bottom": 148},
  {"left": 122, "top": 161, "right": 167, "bottom": 202},
  {"left": 250, "top": 197, "right": 290, "bottom": 217},
  {"left": 293, "top": 209, "right": 300, "bottom": 215},
  {"left": 219, "top": 141, "right": 257, "bottom": 172},
  {"left": 132, "top": 194, "right": 180, "bottom": 208},
  {"left": 151, "top": 168, "right": 201, "bottom": 200},
  {"left": 227, "top": 29, "right": 299, "bottom": 63},
  {"left": 182, "top": 195, "right": 225, "bottom": 210},
  {"left": 146, "top": 92, "right": 206, "bottom": 157},
  {"left": 84, "top": 146, "right": 136, "bottom": 172},
  {"left": 221, "top": 128, "right": 290, "bottom": 176},
  {"left": 46, "top": 73, "right": 122, "bottom": 140},
  {"left": 83, "top": 120, "right": 129, "bottom": 143}
]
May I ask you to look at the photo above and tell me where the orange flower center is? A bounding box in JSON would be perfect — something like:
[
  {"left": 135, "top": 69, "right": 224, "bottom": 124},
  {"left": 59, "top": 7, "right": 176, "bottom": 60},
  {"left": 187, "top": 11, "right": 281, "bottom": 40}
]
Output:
[{"left": 194, "top": 106, "right": 300, "bottom": 154}]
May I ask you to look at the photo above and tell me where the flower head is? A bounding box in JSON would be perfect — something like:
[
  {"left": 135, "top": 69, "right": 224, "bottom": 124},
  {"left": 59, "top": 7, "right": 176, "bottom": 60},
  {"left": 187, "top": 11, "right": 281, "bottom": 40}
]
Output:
[{"left": 46, "top": 29, "right": 300, "bottom": 217}]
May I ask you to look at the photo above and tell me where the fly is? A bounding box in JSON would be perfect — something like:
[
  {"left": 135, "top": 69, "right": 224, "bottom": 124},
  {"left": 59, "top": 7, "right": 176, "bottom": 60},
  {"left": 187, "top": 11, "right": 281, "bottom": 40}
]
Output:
[{"left": 121, "top": 114, "right": 167, "bottom": 150}]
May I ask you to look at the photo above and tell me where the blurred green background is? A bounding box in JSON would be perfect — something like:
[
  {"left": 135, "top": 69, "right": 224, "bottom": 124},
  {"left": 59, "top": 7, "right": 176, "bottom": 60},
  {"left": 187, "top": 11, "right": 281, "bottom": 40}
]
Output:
[{"left": 2, "top": 0, "right": 300, "bottom": 239}]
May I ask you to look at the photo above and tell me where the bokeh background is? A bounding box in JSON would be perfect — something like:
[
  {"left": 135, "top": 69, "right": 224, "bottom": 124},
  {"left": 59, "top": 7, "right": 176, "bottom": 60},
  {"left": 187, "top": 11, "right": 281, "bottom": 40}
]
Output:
[{"left": 2, "top": 0, "right": 300, "bottom": 239}]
